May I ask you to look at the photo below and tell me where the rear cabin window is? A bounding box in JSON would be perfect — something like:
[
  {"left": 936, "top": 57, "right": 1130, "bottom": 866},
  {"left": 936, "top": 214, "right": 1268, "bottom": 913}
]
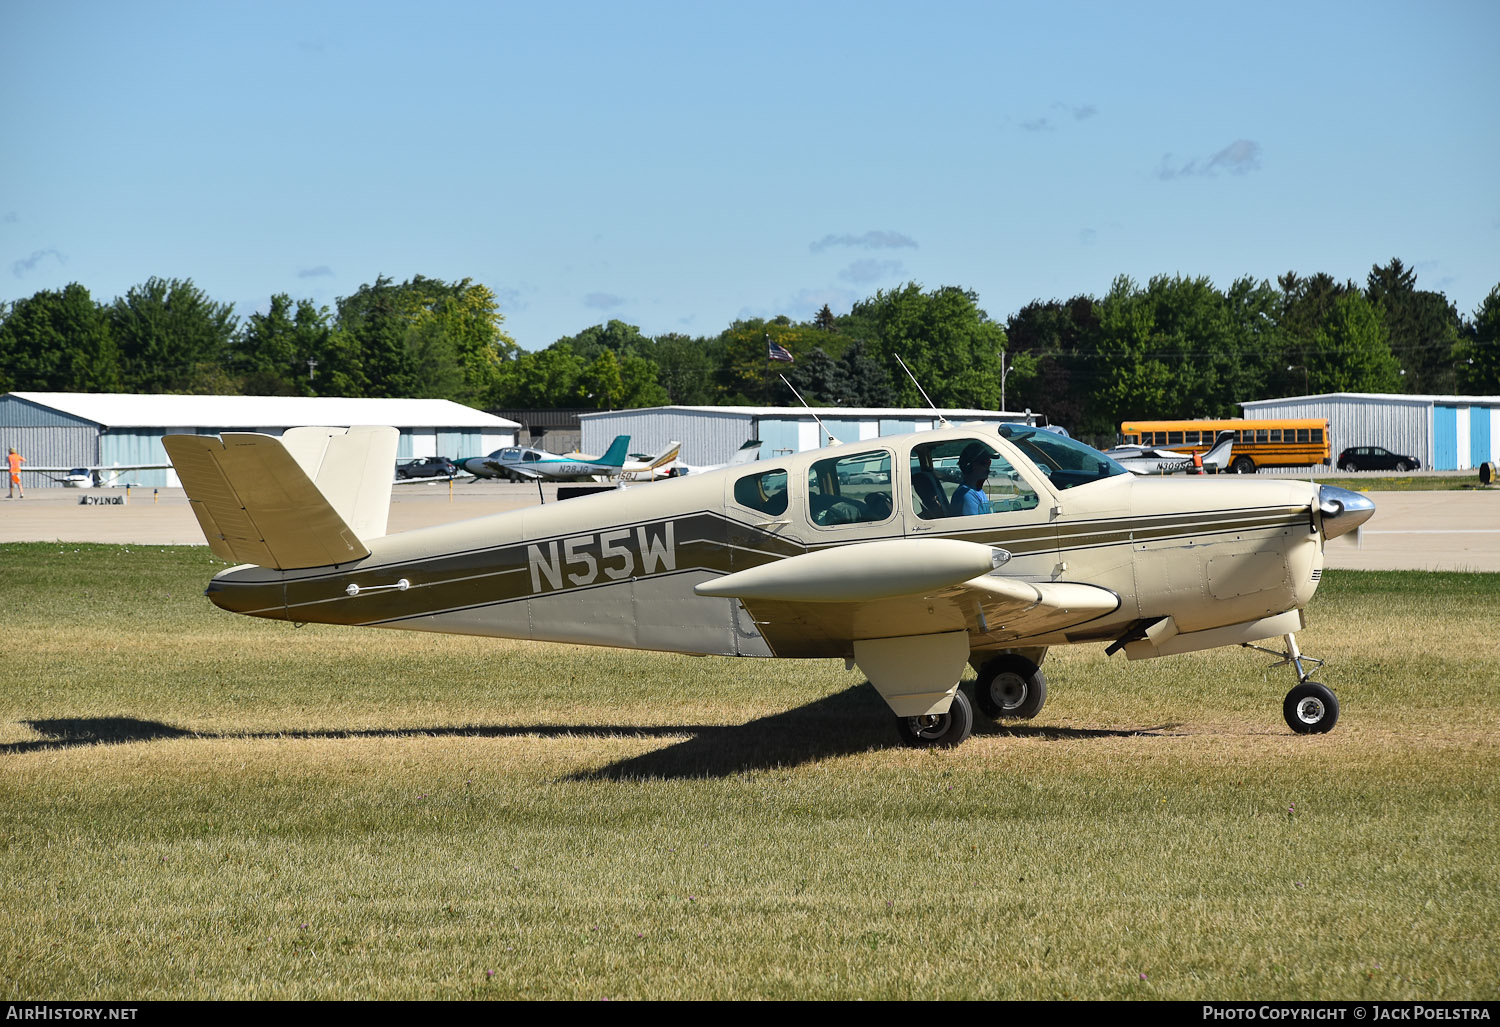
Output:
[
  {"left": 733, "top": 469, "right": 789, "bottom": 516},
  {"left": 806, "top": 451, "right": 893, "bottom": 526}
]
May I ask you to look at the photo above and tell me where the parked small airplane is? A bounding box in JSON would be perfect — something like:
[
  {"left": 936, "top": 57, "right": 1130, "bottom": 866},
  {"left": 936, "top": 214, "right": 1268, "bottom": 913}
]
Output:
[
  {"left": 163, "top": 421, "right": 1373, "bottom": 748},
  {"left": 591, "top": 440, "right": 683, "bottom": 482},
  {"left": 22, "top": 462, "right": 173, "bottom": 488},
  {"left": 645, "top": 439, "right": 764, "bottom": 480},
  {"left": 456, "top": 435, "right": 632, "bottom": 481},
  {"left": 1104, "top": 431, "right": 1236, "bottom": 476}
]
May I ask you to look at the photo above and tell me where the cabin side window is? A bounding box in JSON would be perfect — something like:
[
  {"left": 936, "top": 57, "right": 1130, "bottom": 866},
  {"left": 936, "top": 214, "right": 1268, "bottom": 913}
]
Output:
[
  {"left": 805, "top": 451, "right": 894, "bottom": 526},
  {"left": 733, "top": 468, "right": 789, "bottom": 516},
  {"left": 909, "top": 438, "right": 1039, "bottom": 520}
]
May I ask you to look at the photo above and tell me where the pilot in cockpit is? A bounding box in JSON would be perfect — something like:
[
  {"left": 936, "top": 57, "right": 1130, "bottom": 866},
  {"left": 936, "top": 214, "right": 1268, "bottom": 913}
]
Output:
[{"left": 952, "top": 443, "right": 994, "bottom": 516}]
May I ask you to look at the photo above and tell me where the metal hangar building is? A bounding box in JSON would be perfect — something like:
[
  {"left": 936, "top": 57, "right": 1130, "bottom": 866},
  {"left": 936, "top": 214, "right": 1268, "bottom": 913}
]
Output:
[
  {"left": 0, "top": 392, "right": 519, "bottom": 488},
  {"left": 1240, "top": 393, "right": 1499, "bottom": 471},
  {"left": 578, "top": 406, "right": 1040, "bottom": 466}
]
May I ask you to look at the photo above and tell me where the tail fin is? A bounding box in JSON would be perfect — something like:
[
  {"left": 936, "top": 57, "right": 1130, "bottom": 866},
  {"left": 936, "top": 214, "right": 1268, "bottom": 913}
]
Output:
[
  {"left": 598, "top": 435, "right": 632, "bottom": 467},
  {"left": 730, "top": 439, "right": 762, "bottom": 465},
  {"left": 643, "top": 441, "right": 682, "bottom": 469},
  {"left": 1202, "top": 431, "right": 1236, "bottom": 472},
  {"left": 163, "top": 425, "right": 398, "bottom": 570}
]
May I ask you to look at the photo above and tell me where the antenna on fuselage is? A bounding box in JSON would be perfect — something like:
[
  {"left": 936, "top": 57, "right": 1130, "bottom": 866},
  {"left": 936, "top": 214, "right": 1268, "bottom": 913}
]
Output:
[
  {"left": 895, "top": 354, "right": 949, "bottom": 428},
  {"left": 778, "top": 374, "right": 838, "bottom": 447}
]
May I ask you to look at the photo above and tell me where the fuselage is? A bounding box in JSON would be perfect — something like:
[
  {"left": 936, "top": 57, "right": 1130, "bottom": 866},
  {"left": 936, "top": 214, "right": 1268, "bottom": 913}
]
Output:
[{"left": 207, "top": 423, "right": 1351, "bottom": 661}]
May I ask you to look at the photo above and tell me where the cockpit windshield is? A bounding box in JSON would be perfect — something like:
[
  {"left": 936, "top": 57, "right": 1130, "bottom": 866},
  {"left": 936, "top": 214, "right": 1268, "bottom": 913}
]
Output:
[{"left": 998, "top": 425, "right": 1129, "bottom": 490}]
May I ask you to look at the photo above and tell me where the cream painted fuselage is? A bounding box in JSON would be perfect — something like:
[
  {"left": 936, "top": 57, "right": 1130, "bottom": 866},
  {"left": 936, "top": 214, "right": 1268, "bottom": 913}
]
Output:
[{"left": 204, "top": 424, "right": 1348, "bottom": 670}]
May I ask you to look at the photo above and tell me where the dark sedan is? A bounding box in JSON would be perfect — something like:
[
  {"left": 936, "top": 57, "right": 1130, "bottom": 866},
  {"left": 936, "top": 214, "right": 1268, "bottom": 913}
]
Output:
[
  {"left": 1337, "top": 446, "right": 1420, "bottom": 472},
  {"left": 395, "top": 456, "right": 458, "bottom": 479}
]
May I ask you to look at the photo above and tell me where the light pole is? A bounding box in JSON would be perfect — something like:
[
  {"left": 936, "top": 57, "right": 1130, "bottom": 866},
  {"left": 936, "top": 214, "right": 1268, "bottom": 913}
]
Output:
[{"left": 1000, "top": 349, "right": 1014, "bottom": 413}]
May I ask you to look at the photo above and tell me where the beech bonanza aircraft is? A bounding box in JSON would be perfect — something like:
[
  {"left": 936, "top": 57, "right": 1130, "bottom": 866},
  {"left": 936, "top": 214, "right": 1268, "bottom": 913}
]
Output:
[
  {"left": 163, "top": 421, "right": 1374, "bottom": 748},
  {"left": 1104, "top": 431, "right": 1236, "bottom": 476},
  {"left": 456, "top": 435, "right": 634, "bottom": 481}
]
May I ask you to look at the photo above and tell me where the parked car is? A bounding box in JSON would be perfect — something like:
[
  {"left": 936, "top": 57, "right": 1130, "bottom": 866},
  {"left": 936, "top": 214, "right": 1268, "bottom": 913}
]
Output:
[
  {"left": 395, "top": 456, "right": 458, "bottom": 479},
  {"left": 1337, "top": 446, "right": 1420, "bottom": 472}
]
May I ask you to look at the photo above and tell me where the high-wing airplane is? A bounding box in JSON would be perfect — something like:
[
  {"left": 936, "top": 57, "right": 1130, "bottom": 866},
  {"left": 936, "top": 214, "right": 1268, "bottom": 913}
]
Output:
[
  {"left": 163, "top": 421, "right": 1373, "bottom": 748},
  {"left": 1104, "top": 431, "right": 1236, "bottom": 476},
  {"left": 456, "top": 435, "right": 632, "bottom": 481},
  {"left": 22, "top": 462, "right": 173, "bottom": 487}
]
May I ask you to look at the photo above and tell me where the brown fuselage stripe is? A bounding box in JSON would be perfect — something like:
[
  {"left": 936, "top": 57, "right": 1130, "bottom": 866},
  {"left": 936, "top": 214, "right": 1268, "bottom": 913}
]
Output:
[{"left": 207, "top": 505, "right": 1310, "bottom": 626}]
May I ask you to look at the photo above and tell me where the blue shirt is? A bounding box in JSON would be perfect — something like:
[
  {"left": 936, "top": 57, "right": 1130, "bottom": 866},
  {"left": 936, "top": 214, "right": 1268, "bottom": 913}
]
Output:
[{"left": 952, "top": 484, "right": 992, "bottom": 516}]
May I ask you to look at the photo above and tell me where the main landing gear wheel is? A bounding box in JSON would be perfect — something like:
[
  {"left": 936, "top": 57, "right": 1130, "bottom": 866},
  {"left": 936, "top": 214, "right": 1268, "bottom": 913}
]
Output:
[
  {"left": 974, "top": 655, "right": 1047, "bottom": 720},
  {"left": 1283, "top": 682, "right": 1339, "bottom": 734},
  {"left": 896, "top": 688, "right": 974, "bottom": 748}
]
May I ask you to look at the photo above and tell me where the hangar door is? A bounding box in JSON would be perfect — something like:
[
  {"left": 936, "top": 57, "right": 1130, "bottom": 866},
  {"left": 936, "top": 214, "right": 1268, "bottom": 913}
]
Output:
[
  {"left": 1433, "top": 405, "right": 1459, "bottom": 470},
  {"left": 1472, "top": 407, "right": 1492, "bottom": 467}
]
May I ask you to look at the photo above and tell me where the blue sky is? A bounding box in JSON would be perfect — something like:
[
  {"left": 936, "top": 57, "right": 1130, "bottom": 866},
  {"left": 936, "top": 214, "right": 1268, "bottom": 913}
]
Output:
[{"left": 3, "top": 0, "right": 1497, "bottom": 351}]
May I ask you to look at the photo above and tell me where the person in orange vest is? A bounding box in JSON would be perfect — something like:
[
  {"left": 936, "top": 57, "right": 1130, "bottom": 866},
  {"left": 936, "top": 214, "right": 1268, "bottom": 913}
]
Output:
[{"left": 6, "top": 447, "right": 23, "bottom": 499}]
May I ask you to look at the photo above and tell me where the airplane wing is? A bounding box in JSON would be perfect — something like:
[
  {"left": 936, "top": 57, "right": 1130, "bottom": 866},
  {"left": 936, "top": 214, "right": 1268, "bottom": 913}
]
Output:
[
  {"left": 21, "top": 462, "right": 173, "bottom": 485},
  {"left": 694, "top": 537, "right": 1119, "bottom": 657},
  {"left": 486, "top": 460, "right": 543, "bottom": 480},
  {"left": 23, "top": 463, "right": 173, "bottom": 473}
]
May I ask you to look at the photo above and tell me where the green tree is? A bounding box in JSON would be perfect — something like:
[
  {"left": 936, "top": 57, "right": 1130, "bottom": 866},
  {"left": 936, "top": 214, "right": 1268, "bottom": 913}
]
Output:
[
  {"left": 1307, "top": 292, "right": 1402, "bottom": 394},
  {"left": 492, "top": 343, "right": 587, "bottom": 408},
  {"left": 333, "top": 275, "right": 516, "bottom": 404},
  {"left": 1005, "top": 295, "right": 1102, "bottom": 434},
  {"left": 1365, "top": 258, "right": 1462, "bottom": 393},
  {"left": 718, "top": 317, "right": 827, "bottom": 404},
  {"left": 0, "top": 283, "right": 120, "bottom": 393},
  {"left": 110, "top": 277, "right": 237, "bottom": 393},
  {"left": 649, "top": 334, "right": 717, "bottom": 405},
  {"left": 617, "top": 352, "right": 670, "bottom": 408},
  {"left": 844, "top": 283, "right": 1007, "bottom": 408},
  {"left": 233, "top": 294, "right": 331, "bottom": 396},
  {"left": 1455, "top": 285, "right": 1500, "bottom": 394}
]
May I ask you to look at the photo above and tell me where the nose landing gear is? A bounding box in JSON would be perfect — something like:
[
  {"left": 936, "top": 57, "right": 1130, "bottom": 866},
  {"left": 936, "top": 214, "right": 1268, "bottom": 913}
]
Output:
[{"left": 1244, "top": 632, "right": 1339, "bottom": 734}]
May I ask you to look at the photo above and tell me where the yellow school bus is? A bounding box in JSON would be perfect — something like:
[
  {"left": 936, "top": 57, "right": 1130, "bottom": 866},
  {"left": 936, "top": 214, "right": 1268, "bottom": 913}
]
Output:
[{"left": 1119, "top": 418, "right": 1331, "bottom": 474}]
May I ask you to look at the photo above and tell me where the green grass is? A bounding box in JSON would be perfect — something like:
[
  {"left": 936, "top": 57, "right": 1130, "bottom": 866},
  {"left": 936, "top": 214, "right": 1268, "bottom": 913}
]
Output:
[
  {"left": 1, "top": 544, "right": 1497, "bottom": 1000},
  {"left": 1315, "top": 473, "right": 1494, "bottom": 492}
]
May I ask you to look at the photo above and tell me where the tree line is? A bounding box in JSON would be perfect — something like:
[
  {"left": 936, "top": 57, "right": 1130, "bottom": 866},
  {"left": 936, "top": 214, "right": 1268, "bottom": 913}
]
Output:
[{"left": 2, "top": 259, "right": 1495, "bottom": 443}]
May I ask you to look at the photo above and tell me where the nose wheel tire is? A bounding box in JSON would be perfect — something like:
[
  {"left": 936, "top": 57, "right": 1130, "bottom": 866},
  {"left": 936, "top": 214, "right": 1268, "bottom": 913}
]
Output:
[
  {"left": 896, "top": 688, "right": 974, "bottom": 748},
  {"left": 974, "top": 654, "right": 1047, "bottom": 720},
  {"left": 1283, "top": 682, "right": 1339, "bottom": 734}
]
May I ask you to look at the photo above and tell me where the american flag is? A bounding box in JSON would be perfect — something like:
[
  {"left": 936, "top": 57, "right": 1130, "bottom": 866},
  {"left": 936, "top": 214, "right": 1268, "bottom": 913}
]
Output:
[{"left": 767, "top": 336, "right": 794, "bottom": 363}]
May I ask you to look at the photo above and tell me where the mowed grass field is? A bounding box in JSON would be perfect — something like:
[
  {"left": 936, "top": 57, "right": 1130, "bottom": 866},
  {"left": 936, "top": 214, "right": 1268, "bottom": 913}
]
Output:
[{"left": 1, "top": 543, "right": 1496, "bottom": 1001}]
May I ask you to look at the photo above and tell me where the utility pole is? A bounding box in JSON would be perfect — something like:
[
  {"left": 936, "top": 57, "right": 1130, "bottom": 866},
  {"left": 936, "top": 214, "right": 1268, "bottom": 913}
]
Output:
[{"left": 1000, "top": 348, "right": 1014, "bottom": 413}]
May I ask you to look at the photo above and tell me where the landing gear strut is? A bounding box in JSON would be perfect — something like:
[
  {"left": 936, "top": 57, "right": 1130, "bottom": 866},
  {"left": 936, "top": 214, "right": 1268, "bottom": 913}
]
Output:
[{"left": 1244, "top": 632, "right": 1339, "bottom": 734}]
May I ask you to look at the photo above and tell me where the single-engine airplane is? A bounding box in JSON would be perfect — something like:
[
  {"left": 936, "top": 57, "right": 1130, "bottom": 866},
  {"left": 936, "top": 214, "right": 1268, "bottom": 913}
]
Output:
[
  {"left": 163, "top": 421, "right": 1374, "bottom": 748},
  {"left": 456, "top": 435, "right": 633, "bottom": 481},
  {"left": 22, "top": 461, "right": 173, "bottom": 488},
  {"left": 598, "top": 440, "right": 684, "bottom": 482},
  {"left": 646, "top": 439, "right": 764, "bottom": 479},
  {"left": 1104, "top": 431, "right": 1236, "bottom": 476}
]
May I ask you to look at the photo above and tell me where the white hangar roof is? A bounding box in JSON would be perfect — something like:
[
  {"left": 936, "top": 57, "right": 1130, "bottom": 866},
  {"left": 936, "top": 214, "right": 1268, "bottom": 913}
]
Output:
[{"left": 6, "top": 392, "right": 519, "bottom": 429}]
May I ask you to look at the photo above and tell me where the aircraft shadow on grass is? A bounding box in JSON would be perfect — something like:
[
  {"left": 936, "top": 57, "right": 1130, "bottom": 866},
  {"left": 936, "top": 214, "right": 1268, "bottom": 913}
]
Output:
[{"left": 7, "top": 685, "right": 1179, "bottom": 777}]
